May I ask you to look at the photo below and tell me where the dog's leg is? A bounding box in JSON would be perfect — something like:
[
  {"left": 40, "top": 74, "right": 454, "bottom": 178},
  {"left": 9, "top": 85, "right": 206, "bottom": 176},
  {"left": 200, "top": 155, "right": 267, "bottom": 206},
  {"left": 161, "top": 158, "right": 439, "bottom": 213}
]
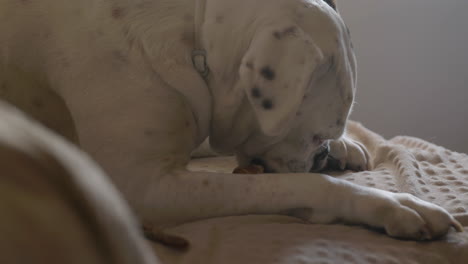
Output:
[
  {"left": 64, "top": 88, "right": 460, "bottom": 241},
  {"left": 55, "top": 61, "right": 461, "bottom": 240},
  {"left": 132, "top": 168, "right": 462, "bottom": 240},
  {"left": 328, "top": 134, "right": 370, "bottom": 171}
]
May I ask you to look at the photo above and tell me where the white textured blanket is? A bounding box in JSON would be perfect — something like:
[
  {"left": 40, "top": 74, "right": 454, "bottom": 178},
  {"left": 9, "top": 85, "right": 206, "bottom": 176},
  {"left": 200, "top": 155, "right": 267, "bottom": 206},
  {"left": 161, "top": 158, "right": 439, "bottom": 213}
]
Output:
[{"left": 151, "top": 122, "right": 468, "bottom": 264}]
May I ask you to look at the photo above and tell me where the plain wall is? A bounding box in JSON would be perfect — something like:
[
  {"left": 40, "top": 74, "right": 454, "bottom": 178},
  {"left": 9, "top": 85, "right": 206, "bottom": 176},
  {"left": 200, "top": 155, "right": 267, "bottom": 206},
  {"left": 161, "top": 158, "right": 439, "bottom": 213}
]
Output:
[{"left": 338, "top": 0, "right": 468, "bottom": 153}]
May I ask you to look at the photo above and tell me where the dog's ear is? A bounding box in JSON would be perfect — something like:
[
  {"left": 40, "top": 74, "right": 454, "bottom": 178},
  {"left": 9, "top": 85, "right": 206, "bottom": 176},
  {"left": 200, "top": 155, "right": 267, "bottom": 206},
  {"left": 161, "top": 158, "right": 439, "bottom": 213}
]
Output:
[{"left": 239, "top": 25, "right": 324, "bottom": 136}]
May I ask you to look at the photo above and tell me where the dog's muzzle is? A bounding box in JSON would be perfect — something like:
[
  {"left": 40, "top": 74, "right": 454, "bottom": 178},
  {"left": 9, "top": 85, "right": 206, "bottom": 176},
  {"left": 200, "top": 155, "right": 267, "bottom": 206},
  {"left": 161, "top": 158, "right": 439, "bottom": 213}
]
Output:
[{"left": 250, "top": 142, "right": 331, "bottom": 173}]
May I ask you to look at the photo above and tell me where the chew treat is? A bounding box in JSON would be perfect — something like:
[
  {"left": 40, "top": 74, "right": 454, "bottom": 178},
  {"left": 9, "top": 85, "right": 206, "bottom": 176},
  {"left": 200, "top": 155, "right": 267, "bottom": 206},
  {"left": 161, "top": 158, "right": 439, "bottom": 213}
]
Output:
[
  {"left": 143, "top": 224, "right": 190, "bottom": 250},
  {"left": 233, "top": 164, "right": 264, "bottom": 174}
]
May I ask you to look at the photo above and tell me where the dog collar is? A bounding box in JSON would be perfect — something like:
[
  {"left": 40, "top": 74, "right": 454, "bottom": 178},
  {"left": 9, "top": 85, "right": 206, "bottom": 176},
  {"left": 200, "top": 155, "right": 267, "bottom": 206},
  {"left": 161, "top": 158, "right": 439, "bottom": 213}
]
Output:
[{"left": 192, "top": 0, "right": 210, "bottom": 78}]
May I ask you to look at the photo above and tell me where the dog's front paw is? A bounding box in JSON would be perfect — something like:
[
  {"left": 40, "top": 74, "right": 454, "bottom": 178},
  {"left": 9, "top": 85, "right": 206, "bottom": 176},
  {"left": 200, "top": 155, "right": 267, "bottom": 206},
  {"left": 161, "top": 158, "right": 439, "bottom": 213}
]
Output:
[
  {"left": 328, "top": 136, "right": 369, "bottom": 171},
  {"left": 378, "top": 193, "right": 463, "bottom": 240}
]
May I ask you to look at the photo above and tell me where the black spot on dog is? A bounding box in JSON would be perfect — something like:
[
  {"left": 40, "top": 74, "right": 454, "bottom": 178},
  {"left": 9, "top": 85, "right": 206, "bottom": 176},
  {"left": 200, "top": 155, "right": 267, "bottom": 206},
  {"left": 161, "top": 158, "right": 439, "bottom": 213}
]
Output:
[
  {"left": 273, "top": 31, "right": 282, "bottom": 39},
  {"left": 260, "top": 66, "right": 275, "bottom": 80},
  {"left": 336, "top": 118, "right": 344, "bottom": 126},
  {"left": 112, "top": 7, "right": 125, "bottom": 19},
  {"left": 262, "top": 99, "right": 274, "bottom": 110},
  {"left": 323, "top": 0, "right": 337, "bottom": 10},
  {"left": 251, "top": 87, "right": 262, "bottom": 98}
]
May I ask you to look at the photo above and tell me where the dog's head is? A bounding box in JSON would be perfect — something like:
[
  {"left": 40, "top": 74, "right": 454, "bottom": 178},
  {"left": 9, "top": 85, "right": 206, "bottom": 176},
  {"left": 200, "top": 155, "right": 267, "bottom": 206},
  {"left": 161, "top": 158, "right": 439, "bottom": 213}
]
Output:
[{"left": 208, "top": 0, "right": 356, "bottom": 173}]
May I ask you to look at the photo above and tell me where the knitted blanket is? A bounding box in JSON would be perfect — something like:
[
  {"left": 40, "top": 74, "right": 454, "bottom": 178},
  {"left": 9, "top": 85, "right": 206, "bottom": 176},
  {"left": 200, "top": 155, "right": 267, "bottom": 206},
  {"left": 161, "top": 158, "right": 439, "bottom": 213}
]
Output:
[{"left": 152, "top": 121, "right": 468, "bottom": 264}]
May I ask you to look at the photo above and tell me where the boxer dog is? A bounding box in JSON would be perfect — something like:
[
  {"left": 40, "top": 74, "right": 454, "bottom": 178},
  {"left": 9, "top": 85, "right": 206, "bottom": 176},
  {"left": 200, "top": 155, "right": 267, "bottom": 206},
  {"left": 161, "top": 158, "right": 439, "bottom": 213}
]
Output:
[{"left": 0, "top": 0, "right": 462, "bottom": 243}]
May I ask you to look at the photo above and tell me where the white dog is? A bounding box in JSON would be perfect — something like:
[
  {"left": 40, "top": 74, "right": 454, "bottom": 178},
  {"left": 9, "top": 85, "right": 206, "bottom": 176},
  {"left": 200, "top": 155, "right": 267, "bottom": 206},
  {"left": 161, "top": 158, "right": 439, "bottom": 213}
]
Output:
[{"left": 0, "top": 0, "right": 462, "bottom": 243}]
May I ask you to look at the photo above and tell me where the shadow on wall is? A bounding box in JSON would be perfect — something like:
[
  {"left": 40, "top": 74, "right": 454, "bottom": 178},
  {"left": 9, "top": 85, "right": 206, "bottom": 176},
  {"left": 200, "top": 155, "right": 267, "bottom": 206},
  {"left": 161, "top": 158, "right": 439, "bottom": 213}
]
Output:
[{"left": 338, "top": 0, "right": 468, "bottom": 153}]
